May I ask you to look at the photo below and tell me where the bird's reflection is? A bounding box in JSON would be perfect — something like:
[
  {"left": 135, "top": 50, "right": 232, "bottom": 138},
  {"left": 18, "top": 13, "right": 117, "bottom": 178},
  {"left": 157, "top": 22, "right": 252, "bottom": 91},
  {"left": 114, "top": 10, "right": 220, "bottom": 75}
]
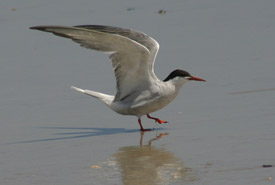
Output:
[{"left": 109, "top": 132, "right": 196, "bottom": 185}]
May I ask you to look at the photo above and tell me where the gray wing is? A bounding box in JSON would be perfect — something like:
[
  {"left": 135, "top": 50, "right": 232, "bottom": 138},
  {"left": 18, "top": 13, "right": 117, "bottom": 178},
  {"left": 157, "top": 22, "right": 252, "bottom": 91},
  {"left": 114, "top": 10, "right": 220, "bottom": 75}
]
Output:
[
  {"left": 30, "top": 25, "right": 160, "bottom": 100},
  {"left": 75, "top": 25, "right": 160, "bottom": 80}
]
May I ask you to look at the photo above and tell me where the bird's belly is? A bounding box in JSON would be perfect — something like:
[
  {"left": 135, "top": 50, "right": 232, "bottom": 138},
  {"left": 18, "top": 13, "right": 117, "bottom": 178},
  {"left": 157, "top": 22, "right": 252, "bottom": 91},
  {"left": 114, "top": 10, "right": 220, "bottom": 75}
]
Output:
[
  {"left": 110, "top": 86, "right": 178, "bottom": 116},
  {"left": 110, "top": 95, "right": 175, "bottom": 116},
  {"left": 142, "top": 99, "right": 171, "bottom": 114},
  {"left": 131, "top": 93, "right": 177, "bottom": 116}
]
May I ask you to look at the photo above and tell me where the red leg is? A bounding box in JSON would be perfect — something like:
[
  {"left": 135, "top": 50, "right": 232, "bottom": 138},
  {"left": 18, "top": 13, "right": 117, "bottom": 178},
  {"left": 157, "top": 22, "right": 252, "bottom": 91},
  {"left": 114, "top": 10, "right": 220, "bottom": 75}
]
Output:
[
  {"left": 138, "top": 118, "right": 151, "bottom": 132},
  {"left": 147, "top": 114, "right": 168, "bottom": 124}
]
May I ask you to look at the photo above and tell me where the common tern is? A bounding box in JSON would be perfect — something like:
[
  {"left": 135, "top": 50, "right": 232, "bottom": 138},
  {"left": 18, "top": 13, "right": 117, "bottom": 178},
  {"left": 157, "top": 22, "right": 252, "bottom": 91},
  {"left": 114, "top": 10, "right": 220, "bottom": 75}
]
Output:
[{"left": 30, "top": 25, "right": 205, "bottom": 131}]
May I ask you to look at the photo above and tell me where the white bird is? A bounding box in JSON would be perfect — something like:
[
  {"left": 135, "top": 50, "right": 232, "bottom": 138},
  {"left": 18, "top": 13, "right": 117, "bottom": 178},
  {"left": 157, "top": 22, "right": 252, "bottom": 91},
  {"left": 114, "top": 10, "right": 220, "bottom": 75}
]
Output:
[{"left": 30, "top": 25, "right": 205, "bottom": 131}]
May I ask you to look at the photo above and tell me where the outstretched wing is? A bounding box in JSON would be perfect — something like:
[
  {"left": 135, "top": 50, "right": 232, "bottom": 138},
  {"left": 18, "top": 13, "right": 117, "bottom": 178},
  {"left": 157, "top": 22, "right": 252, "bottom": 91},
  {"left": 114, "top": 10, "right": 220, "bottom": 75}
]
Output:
[
  {"left": 75, "top": 25, "right": 160, "bottom": 80},
  {"left": 30, "top": 25, "right": 160, "bottom": 100}
]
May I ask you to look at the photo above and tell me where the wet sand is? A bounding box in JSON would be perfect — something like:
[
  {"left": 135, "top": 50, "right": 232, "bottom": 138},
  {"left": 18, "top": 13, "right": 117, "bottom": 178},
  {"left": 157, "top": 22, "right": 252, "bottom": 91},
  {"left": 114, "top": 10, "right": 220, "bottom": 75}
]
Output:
[{"left": 1, "top": 0, "right": 275, "bottom": 184}]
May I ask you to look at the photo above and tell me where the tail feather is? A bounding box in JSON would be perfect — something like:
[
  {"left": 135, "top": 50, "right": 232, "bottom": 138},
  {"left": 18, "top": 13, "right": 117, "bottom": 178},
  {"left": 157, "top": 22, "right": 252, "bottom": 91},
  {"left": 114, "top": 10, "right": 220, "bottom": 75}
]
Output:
[
  {"left": 71, "top": 86, "right": 86, "bottom": 93},
  {"left": 71, "top": 86, "right": 114, "bottom": 105}
]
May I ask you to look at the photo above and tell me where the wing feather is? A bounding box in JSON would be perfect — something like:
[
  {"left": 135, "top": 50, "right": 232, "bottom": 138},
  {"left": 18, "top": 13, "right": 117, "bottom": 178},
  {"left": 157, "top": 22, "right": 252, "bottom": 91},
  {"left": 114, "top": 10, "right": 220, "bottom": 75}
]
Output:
[
  {"left": 76, "top": 25, "right": 160, "bottom": 80},
  {"left": 30, "top": 25, "right": 159, "bottom": 100}
]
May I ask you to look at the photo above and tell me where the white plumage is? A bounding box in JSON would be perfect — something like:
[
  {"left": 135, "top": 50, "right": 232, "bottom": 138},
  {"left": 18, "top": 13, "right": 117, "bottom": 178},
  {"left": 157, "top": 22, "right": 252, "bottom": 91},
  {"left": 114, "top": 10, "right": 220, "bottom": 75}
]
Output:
[{"left": 30, "top": 25, "right": 205, "bottom": 131}]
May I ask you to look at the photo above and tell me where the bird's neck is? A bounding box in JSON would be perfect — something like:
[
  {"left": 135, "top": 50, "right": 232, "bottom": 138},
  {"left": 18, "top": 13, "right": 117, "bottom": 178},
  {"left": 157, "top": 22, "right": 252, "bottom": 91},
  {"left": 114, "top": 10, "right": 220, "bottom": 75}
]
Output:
[
  {"left": 168, "top": 78, "right": 188, "bottom": 91},
  {"left": 161, "top": 79, "right": 187, "bottom": 97}
]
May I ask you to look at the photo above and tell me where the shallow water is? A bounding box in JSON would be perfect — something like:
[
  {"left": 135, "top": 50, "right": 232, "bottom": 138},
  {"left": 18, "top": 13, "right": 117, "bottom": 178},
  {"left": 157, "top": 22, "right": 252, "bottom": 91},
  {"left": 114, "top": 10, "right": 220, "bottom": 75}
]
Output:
[{"left": 1, "top": 0, "right": 275, "bottom": 184}]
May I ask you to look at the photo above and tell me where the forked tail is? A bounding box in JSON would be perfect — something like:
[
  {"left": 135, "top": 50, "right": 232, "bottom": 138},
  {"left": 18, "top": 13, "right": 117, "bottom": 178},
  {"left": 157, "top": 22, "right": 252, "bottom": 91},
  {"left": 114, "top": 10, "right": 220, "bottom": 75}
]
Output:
[{"left": 71, "top": 86, "right": 114, "bottom": 105}]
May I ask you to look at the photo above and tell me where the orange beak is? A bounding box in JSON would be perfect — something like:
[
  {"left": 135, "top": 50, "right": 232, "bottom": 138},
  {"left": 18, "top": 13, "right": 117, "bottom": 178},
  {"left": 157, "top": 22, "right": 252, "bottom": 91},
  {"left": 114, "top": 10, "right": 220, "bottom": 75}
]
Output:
[{"left": 189, "top": 76, "right": 206, "bottom": 82}]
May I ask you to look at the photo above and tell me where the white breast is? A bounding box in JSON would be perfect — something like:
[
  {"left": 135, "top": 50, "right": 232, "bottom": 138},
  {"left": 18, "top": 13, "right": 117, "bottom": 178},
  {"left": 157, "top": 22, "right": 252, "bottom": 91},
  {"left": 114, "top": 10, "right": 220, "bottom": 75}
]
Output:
[{"left": 109, "top": 81, "right": 178, "bottom": 117}]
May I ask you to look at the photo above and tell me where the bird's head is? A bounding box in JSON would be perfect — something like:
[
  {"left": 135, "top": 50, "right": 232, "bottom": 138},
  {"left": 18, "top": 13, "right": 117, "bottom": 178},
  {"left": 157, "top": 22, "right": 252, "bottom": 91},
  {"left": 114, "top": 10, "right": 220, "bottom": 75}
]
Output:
[{"left": 163, "top": 69, "right": 206, "bottom": 87}]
